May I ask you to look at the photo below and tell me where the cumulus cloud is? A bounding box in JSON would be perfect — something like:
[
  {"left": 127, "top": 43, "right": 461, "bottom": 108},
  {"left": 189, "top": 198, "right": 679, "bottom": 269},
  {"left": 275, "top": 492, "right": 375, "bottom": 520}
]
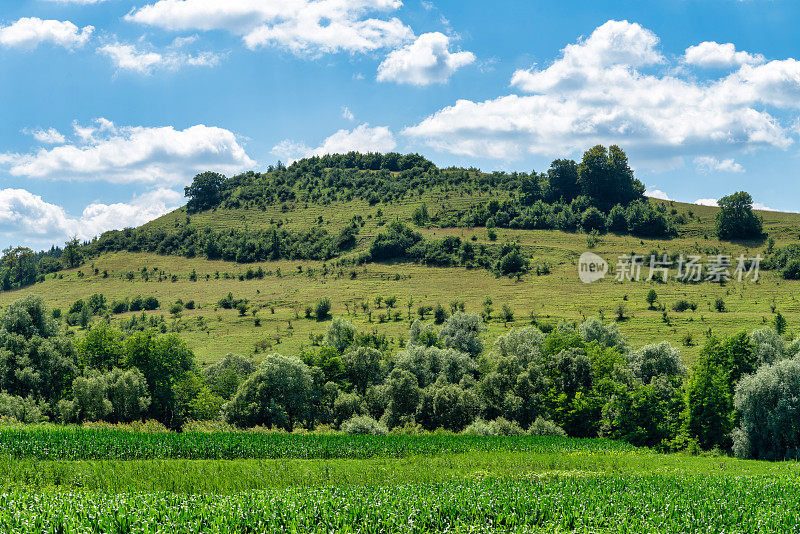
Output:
[
  {"left": 126, "top": 0, "right": 414, "bottom": 56},
  {"left": 98, "top": 42, "right": 222, "bottom": 73},
  {"left": 1, "top": 119, "right": 255, "bottom": 184},
  {"left": 694, "top": 156, "right": 745, "bottom": 174},
  {"left": 377, "top": 32, "right": 475, "bottom": 86},
  {"left": 272, "top": 123, "right": 396, "bottom": 162},
  {"left": 684, "top": 41, "right": 764, "bottom": 68},
  {"left": 694, "top": 198, "right": 719, "bottom": 207},
  {"left": 646, "top": 188, "right": 671, "bottom": 201},
  {"left": 0, "top": 17, "right": 93, "bottom": 50},
  {"left": 0, "top": 187, "right": 182, "bottom": 248},
  {"left": 403, "top": 19, "right": 798, "bottom": 168},
  {"left": 24, "top": 128, "right": 66, "bottom": 145}
]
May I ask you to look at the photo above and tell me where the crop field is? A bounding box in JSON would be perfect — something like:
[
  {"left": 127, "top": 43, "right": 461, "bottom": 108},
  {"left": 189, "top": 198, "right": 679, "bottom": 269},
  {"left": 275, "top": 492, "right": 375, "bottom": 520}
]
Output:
[
  {"left": 0, "top": 427, "right": 636, "bottom": 461},
  {"left": 0, "top": 429, "right": 797, "bottom": 531},
  {"left": 2, "top": 470, "right": 800, "bottom": 532}
]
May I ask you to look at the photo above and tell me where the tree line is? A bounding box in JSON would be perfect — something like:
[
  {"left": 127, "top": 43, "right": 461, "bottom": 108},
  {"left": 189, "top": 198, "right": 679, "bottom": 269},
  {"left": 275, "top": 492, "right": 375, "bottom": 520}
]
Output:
[{"left": 0, "top": 294, "right": 795, "bottom": 460}]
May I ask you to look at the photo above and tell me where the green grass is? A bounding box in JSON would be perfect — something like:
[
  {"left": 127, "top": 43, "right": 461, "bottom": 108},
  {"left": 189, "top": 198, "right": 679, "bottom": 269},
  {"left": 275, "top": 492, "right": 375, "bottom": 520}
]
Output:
[{"left": 2, "top": 196, "right": 798, "bottom": 365}]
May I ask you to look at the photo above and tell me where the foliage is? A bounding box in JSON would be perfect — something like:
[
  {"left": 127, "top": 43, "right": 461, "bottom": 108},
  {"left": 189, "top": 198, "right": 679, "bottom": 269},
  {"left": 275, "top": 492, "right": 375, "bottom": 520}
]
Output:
[{"left": 715, "top": 191, "right": 764, "bottom": 240}]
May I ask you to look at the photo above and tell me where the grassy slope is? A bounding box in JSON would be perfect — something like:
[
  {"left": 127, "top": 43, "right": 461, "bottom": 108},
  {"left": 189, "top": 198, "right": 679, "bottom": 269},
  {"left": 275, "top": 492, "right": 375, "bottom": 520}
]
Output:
[{"left": 2, "top": 192, "right": 799, "bottom": 366}]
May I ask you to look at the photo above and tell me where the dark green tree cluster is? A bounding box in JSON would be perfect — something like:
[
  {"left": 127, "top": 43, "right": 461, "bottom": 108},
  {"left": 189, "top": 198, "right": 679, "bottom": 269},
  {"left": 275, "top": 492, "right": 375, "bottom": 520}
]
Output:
[
  {"left": 0, "top": 295, "right": 220, "bottom": 428},
  {"left": 714, "top": 191, "right": 764, "bottom": 241}
]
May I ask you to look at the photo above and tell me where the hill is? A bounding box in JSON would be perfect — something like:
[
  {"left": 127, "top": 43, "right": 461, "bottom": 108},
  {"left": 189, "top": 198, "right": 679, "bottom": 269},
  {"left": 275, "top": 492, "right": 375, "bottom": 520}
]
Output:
[{"left": 0, "top": 149, "right": 798, "bottom": 366}]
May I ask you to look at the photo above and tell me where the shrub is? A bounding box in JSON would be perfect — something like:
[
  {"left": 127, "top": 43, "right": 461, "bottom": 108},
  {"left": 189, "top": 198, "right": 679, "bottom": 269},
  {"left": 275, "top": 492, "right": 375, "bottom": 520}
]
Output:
[
  {"left": 341, "top": 414, "right": 387, "bottom": 435},
  {"left": 315, "top": 298, "right": 332, "bottom": 321},
  {"left": 672, "top": 300, "right": 697, "bottom": 312},
  {"left": 580, "top": 207, "right": 606, "bottom": 233},
  {"left": 627, "top": 342, "right": 685, "bottom": 385},
  {"left": 325, "top": 318, "right": 356, "bottom": 353},
  {"left": 143, "top": 297, "right": 159, "bottom": 311},
  {"left": 714, "top": 298, "right": 726, "bottom": 312},
  {"left": 111, "top": 300, "right": 129, "bottom": 314},
  {"left": 528, "top": 417, "right": 567, "bottom": 437},
  {"left": 783, "top": 259, "right": 800, "bottom": 280},
  {"left": 438, "top": 312, "right": 486, "bottom": 357}
]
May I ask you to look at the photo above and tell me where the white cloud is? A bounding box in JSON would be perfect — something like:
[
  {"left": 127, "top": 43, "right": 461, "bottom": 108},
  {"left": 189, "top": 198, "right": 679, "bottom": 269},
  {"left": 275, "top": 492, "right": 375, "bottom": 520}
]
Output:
[
  {"left": 126, "top": 0, "right": 414, "bottom": 56},
  {"left": 694, "top": 156, "right": 745, "bottom": 174},
  {"left": 0, "top": 187, "right": 181, "bottom": 248},
  {"left": 403, "top": 20, "right": 797, "bottom": 167},
  {"left": 753, "top": 202, "right": 776, "bottom": 211},
  {"left": 1, "top": 119, "right": 255, "bottom": 184},
  {"left": 0, "top": 17, "right": 93, "bottom": 50},
  {"left": 342, "top": 106, "right": 355, "bottom": 121},
  {"left": 272, "top": 123, "right": 396, "bottom": 162},
  {"left": 646, "top": 188, "right": 671, "bottom": 201},
  {"left": 377, "top": 32, "right": 475, "bottom": 86},
  {"left": 684, "top": 41, "right": 764, "bottom": 68},
  {"left": 99, "top": 44, "right": 162, "bottom": 73},
  {"left": 98, "top": 42, "right": 222, "bottom": 73},
  {"left": 24, "top": 128, "right": 66, "bottom": 145},
  {"left": 694, "top": 198, "right": 719, "bottom": 207}
]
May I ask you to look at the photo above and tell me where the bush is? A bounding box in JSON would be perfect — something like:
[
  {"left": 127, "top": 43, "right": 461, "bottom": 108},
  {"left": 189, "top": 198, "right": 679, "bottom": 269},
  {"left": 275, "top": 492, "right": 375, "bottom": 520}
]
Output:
[
  {"left": 528, "top": 417, "right": 567, "bottom": 437},
  {"left": 715, "top": 191, "right": 763, "bottom": 240},
  {"left": 733, "top": 357, "right": 800, "bottom": 460},
  {"left": 325, "top": 318, "right": 356, "bottom": 353},
  {"left": 315, "top": 298, "right": 332, "bottom": 321},
  {"left": 580, "top": 207, "right": 606, "bottom": 233},
  {"left": 462, "top": 417, "right": 524, "bottom": 436},
  {"left": 438, "top": 312, "right": 486, "bottom": 357},
  {"left": 111, "top": 300, "right": 129, "bottom": 314},
  {"left": 143, "top": 297, "right": 159, "bottom": 311},
  {"left": 672, "top": 300, "right": 697, "bottom": 312},
  {"left": 341, "top": 414, "right": 387, "bottom": 435},
  {"left": 783, "top": 259, "right": 800, "bottom": 280},
  {"left": 627, "top": 342, "right": 685, "bottom": 385}
]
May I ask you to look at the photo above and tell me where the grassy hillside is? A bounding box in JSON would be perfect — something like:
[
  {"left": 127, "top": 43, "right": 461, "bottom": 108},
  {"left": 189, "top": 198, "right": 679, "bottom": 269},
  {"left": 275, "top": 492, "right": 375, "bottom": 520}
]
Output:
[{"left": 2, "top": 186, "right": 798, "bottom": 367}]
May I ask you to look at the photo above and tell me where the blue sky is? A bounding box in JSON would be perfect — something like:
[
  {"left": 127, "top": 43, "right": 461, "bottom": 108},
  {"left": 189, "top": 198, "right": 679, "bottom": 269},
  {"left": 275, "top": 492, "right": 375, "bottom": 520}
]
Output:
[{"left": 2, "top": 0, "right": 800, "bottom": 250}]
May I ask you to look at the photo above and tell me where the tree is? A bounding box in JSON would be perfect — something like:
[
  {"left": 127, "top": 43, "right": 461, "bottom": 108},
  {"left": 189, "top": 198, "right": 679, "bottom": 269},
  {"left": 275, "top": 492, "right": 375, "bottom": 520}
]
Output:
[
  {"left": 714, "top": 191, "right": 763, "bottom": 240},
  {"left": 76, "top": 323, "right": 124, "bottom": 370},
  {"left": 1, "top": 247, "right": 38, "bottom": 289},
  {"left": 519, "top": 173, "right": 543, "bottom": 205},
  {"left": 123, "top": 332, "right": 195, "bottom": 427},
  {"left": 342, "top": 346, "right": 383, "bottom": 395},
  {"left": 0, "top": 295, "right": 78, "bottom": 404},
  {"left": 325, "top": 318, "right": 356, "bottom": 353},
  {"left": 684, "top": 333, "right": 756, "bottom": 450},
  {"left": 223, "top": 354, "right": 313, "bottom": 430},
  {"left": 315, "top": 298, "right": 332, "bottom": 321},
  {"left": 733, "top": 357, "right": 800, "bottom": 460},
  {"left": 774, "top": 312, "right": 787, "bottom": 336},
  {"left": 203, "top": 353, "right": 257, "bottom": 399},
  {"left": 184, "top": 171, "right": 227, "bottom": 213},
  {"left": 547, "top": 159, "right": 580, "bottom": 202},
  {"left": 438, "top": 312, "right": 486, "bottom": 357},
  {"left": 577, "top": 145, "right": 644, "bottom": 211},
  {"left": 646, "top": 289, "right": 658, "bottom": 309},
  {"left": 580, "top": 207, "right": 607, "bottom": 233},
  {"left": 61, "top": 238, "right": 83, "bottom": 269},
  {"left": 626, "top": 342, "right": 685, "bottom": 385}
]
